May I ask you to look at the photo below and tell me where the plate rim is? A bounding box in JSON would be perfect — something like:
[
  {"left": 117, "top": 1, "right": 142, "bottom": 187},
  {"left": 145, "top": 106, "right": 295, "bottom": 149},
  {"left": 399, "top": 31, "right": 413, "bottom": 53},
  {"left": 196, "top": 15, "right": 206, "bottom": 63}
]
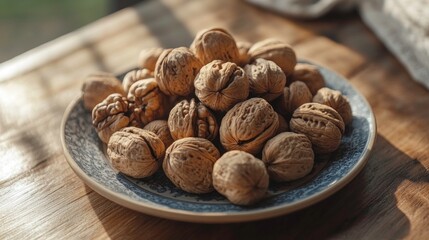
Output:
[{"left": 60, "top": 62, "right": 377, "bottom": 223}]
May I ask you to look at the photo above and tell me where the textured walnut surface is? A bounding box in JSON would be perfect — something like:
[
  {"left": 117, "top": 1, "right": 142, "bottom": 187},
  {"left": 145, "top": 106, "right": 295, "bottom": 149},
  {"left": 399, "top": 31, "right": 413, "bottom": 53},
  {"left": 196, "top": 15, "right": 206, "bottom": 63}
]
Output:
[
  {"left": 92, "top": 93, "right": 129, "bottom": 143},
  {"left": 168, "top": 98, "right": 218, "bottom": 141},
  {"left": 122, "top": 69, "right": 153, "bottom": 93},
  {"left": 190, "top": 28, "right": 239, "bottom": 65},
  {"left": 220, "top": 98, "right": 279, "bottom": 155},
  {"left": 138, "top": 47, "right": 164, "bottom": 72},
  {"left": 107, "top": 127, "right": 165, "bottom": 178},
  {"left": 127, "top": 78, "right": 166, "bottom": 127},
  {"left": 313, "top": 87, "right": 352, "bottom": 125},
  {"left": 289, "top": 63, "right": 325, "bottom": 95},
  {"left": 82, "top": 72, "right": 125, "bottom": 111},
  {"left": 212, "top": 150, "right": 269, "bottom": 205},
  {"left": 248, "top": 38, "right": 297, "bottom": 76},
  {"left": 244, "top": 58, "right": 286, "bottom": 102},
  {"left": 194, "top": 60, "right": 249, "bottom": 112},
  {"left": 143, "top": 120, "right": 174, "bottom": 148},
  {"left": 155, "top": 47, "right": 202, "bottom": 96},
  {"left": 163, "top": 137, "right": 220, "bottom": 194},
  {"left": 290, "top": 103, "right": 345, "bottom": 154},
  {"left": 262, "top": 132, "right": 314, "bottom": 182},
  {"left": 277, "top": 81, "right": 313, "bottom": 117}
]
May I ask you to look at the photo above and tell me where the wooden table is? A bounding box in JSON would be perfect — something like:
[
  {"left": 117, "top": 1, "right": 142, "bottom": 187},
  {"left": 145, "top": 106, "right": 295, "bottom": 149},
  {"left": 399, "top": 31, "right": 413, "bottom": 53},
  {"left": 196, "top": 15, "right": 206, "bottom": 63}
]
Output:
[{"left": 1, "top": 0, "right": 429, "bottom": 239}]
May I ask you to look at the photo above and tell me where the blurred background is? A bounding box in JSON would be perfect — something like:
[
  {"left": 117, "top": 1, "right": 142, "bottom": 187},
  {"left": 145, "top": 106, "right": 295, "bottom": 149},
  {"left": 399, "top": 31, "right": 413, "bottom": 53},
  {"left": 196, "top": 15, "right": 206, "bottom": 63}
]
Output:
[{"left": 0, "top": 0, "right": 143, "bottom": 63}]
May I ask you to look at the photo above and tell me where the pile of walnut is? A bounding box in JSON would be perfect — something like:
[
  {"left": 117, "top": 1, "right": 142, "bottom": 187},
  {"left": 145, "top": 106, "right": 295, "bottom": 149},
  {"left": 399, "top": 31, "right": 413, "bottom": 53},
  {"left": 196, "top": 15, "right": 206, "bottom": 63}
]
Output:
[{"left": 82, "top": 28, "right": 352, "bottom": 206}]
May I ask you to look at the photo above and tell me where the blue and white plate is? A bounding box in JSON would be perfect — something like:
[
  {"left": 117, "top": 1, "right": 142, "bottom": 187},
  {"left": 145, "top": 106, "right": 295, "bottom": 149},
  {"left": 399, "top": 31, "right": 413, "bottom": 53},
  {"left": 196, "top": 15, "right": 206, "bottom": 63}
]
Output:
[{"left": 61, "top": 62, "right": 376, "bottom": 223}]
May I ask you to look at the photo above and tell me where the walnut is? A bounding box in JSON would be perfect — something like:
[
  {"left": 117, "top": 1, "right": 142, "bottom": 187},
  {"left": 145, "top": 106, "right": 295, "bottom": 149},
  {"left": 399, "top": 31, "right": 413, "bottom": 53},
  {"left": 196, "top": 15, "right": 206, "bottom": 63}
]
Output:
[
  {"left": 107, "top": 127, "right": 165, "bottom": 178},
  {"left": 220, "top": 98, "right": 279, "bottom": 155},
  {"left": 212, "top": 150, "right": 269, "bottom": 205},
  {"left": 236, "top": 41, "right": 252, "bottom": 66},
  {"left": 143, "top": 120, "right": 174, "bottom": 148},
  {"left": 277, "top": 113, "right": 289, "bottom": 133},
  {"left": 290, "top": 103, "right": 345, "bottom": 154},
  {"left": 168, "top": 98, "right": 218, "bottom": 141},
  {"left": 248, "top": 38, "right": 297, "bottom": 76},
  {"left": 244, "top": 58, "right": 286, "bottom": 102},
  {"left": 127, "top": 78, "right": 166, "bottom": 127},
  {"left": 262, "top": 132, "right": 314, "bottom": 182},
  {"left": 194, "top": 60, "right": 249, "bottom": 112},
  {"left": 275, "top": 81, "right": 312, "bottom": 117},
  {"left": 137, "top": 47, "right": 164, "bottom": 71},
  {"left": 92, "top": 93, "right": 130, "bottom": 143},
  {"left": 82, "top": 72, "right": 125, "bottom": 111},
  {"left": 122, "top": 69, "right": 153, "bottom": 93},
  {"left": 289, "top": 63, "right": 325, "bottom": 95},
  {"left": 155, "top": 47, "right": 202, "bottom": 96},
  {"left": 313, "top": 87, "right": 353, "bottom": 126},
  {"left": 163, "top": 137, "right": 220, "bottom": 194},
  {"left": 190, "top": 28, "right": 239, "bottom": 65}
]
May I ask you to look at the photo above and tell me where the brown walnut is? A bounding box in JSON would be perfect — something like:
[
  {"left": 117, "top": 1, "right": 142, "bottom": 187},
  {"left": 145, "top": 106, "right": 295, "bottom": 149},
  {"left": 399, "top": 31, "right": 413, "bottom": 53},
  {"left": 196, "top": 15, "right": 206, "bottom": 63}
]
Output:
[
  {"left": 107, "top": 127, "right": 165, "bottom": 178},
  {"left": 137, "top": 47, "right": 164, "bottom": 71},
  {"left": 122, "top": 69, "right": 153, "bottom": 93},
  {"left": 244, "top": 58, "right": 286, "bottom": 102},
  {"left": 155, "top": 47, "right": 202, "bottom": 96},
  {"left": 168, "top": 98, "right": 218, "bottom": 141},
  {"left": 127, "top": 78, "right": 166, "bottom": 127},
  {"left": 277, "top": 113, "right": 289, "bottom": 133},
  {"left": 212, "top": 150, "right": 269, "bottom": 205},
  {"left": 276, "top": 81, "right": 313, "bottom": 117},
  {"left": 289, "top": 63, "right": 325, "bottom": 95},
  {"left": 194, "top": 60, "right": 249, "bottom": 112},
  {"left": 313, "top": 87, "right": 353, "bottom": 126},
  {"left": 262, "top": 132, "right": 314, "bottom": 182},
  {"left": 190, "top": 28, "right": 239, "bottom": 65},
  {"left": 236, "top": 41, "right": 252, "bottom": 66},
  {"left": 143, "top": 120, "right": 174, "bottom": 148},
  {"left": 248, "top": 38, "right": 297, "bottom": 76},
  {"left": 163, "top": 137, "right": 220, "bottom": 194},
  {"left": 290, "top": 103, "right": 345, "bottom": 154},
  {"left": 92, "top": 93, "right": 130, "bottom": 143},
  {"left": 82, "top": 72, "right": 125, "bottom": 111},
  {"left": 220, "top": 98, "right": 279, "bottom": 155}
]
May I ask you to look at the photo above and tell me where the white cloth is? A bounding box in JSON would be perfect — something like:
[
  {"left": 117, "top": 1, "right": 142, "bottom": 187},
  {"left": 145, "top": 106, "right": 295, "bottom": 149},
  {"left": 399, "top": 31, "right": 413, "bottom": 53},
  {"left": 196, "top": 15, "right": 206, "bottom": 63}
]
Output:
[{"left": 247, "top": 0, "right": 429, "bottom": 89}]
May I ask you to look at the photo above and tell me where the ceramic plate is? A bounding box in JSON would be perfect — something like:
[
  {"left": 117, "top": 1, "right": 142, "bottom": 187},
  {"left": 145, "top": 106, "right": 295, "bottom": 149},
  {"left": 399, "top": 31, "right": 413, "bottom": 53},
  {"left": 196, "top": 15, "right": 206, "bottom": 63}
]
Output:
[{"left": 61, "top": 62, "right": 376, "bottom": 223}]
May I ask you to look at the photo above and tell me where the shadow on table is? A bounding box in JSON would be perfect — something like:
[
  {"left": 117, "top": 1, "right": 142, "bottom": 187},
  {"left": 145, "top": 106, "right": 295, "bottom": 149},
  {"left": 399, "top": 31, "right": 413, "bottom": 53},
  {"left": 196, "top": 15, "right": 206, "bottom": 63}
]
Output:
[{"left": 86, "top": 134, "right": 429, "bottom": 239}]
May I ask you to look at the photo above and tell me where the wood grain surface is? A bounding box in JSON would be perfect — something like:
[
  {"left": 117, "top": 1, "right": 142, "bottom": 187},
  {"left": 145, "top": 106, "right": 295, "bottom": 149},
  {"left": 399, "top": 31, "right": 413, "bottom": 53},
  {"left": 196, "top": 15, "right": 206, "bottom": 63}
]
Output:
[{"left": 1, "top": 0, "right": 429, "bottom": 239}]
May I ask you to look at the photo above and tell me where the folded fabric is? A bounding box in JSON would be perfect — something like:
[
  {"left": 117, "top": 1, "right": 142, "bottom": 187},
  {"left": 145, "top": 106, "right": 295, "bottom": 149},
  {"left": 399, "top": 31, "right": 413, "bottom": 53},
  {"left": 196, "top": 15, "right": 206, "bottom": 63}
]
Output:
[{"left": 247, "top": 0, "right": 429, "bottom": 90}]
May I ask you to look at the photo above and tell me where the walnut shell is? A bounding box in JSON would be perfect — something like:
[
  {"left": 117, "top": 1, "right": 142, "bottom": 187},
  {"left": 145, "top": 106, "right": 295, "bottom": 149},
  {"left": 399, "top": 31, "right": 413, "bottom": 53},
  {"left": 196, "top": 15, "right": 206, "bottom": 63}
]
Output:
[
  {"left": 137, "top": 47, "right": 164, "bottom": 71},
  {"left": 236, "top": 41, "right": 252, "bottom": 66},
  {"left": 168, "top": 98, "right": 218, "bottom": 141},
  {"left": 194, "top": 60, "right": 249, "bottom": 112},
  {"left": 155, "top": 47, "right": 202, "bottom": 96},
  {"left": 127, "top": 78, "right": 166, "bottom": 127},
  {"left": 290, "top": 103, "right": 345, "bottom": 154},
  {"left": 220, "top": 98, "right": 279, "bottom": 155},
  {"left": 107, "top": 127, "right": 165, "bottom": 178},
  {"left": 143, "top": 120, "right": 174, "bottom": 148},
  {"left": 262, "top": 132, "right": 314, "bottom": 182},
  {"left": 163, "top": 137, "right": 220, "bottom": 194},
  {"left": 212, "top": 150, "right": 269, "bottom": 205},
  {"left": 277, "top": 81, "right": 313, "bottom": 117},
  {"left": 92, "top": 93, "right": 130, "bottom": 143},
  {"left": 277, "top": 113, "right": 289, "bottom": 133},
  {"left": 82, "top": 72, "right": 125, "bottom": 111},
  {"left": 289, "top": 63, "right": 325, "bottom": 95},
  {"left": 248, "top": 38, "right": 297, "bottom": 75},
  {"left": 190, "top": 28, "right": 239, "bottom": 65},
  {"left": 122, "top": 69, "right": 153, "bottom": 93},
  {"left": 244, "top": 58, "right": 286, "bottom": 102},
  {"left": 313, "top": 87, "right": 352, "bottom": 126}
]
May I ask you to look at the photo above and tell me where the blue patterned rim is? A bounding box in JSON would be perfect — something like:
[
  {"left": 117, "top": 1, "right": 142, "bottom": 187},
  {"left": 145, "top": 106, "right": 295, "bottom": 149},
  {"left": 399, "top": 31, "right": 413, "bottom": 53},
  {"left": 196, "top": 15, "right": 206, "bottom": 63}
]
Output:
[{"left": 61, "top": 61, "right": 376, "bottom": 223}]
